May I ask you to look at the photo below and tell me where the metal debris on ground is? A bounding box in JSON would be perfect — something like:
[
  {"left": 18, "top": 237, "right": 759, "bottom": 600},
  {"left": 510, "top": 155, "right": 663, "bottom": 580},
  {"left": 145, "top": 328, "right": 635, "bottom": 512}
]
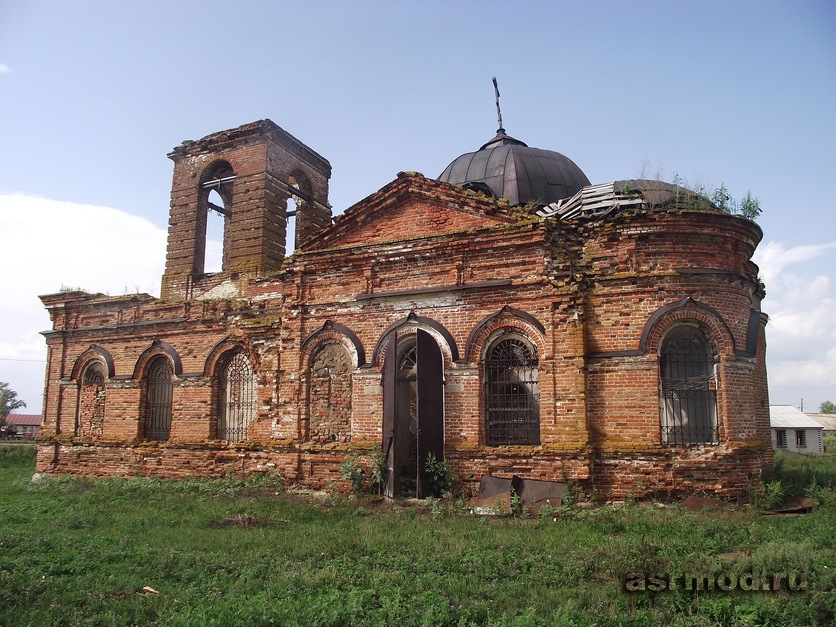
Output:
[
  {"left": 469, "top": 475, "right": 567, "bottom": 515},
  {"left": 763, "top": 496, "right": 815, "bottom": 516}
]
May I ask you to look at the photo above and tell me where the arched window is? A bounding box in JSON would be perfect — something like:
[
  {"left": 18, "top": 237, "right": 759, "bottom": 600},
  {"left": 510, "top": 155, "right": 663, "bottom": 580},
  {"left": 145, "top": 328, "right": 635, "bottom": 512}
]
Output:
[
  {"left": 308, "top": 342, "right": 352, "bottom": 443},
  {"left": 145, "top": 357, "right": 173, "bottom": 441},
  {"left": 217, "top": 353, "right": 256, "bottom": 442},
  {"left": 205, "top": 188, "right": 226, "bottom": 273},
  {"left": 199, "top": 161, "right": 234, "bottom": 274},
  {"left": 78, "top": 361, "right": 107, "bottom": 437},
  {"left": 82, "top": 362, "right": 106, "bottom": 387},
  {"left": 659, "top": 326, "right": 718, "bottom": 445},
  {"left": 287, "top": 170, "right": 313, "bottom": 253},
  {"left": 485, "top": 337, "right": 540, "bottom": 446}
]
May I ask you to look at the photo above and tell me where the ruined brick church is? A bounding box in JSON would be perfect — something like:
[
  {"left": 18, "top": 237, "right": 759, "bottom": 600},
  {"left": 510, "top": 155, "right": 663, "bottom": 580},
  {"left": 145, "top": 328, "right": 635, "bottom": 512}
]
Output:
[{"left": 36, "top": 117, "right": 771, "bottom": 500}]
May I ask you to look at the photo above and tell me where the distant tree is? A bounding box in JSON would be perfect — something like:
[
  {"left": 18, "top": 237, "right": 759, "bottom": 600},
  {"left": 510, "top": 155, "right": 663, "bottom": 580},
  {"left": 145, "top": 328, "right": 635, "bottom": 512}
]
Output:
[
  {"left": 820, "top": 400, "right": 836, "bottom": 414},
  {"left": 0, "top": 382, "right": 26, "bottom": 425}
]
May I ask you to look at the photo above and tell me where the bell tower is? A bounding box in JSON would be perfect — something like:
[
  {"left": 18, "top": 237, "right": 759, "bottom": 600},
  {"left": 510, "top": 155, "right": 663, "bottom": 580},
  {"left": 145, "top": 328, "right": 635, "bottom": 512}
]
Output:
[{"left": 160, "top": 119, "right": 331, "bottom": 300}]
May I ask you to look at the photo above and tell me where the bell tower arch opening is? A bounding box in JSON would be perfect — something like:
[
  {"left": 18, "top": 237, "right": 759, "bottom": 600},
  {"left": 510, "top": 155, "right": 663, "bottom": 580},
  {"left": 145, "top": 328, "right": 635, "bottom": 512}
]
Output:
[
  {"left": 161, "top": 120, "right": 332, "bottom": 300},
  {"left": 199, "top": 160, "right": 235, "bottom": 274},
  {"left": 205, "top": 189, "right": 225, "bottom": 273},
  {"left": 284, "top": 170, "right": 317, "bottom": 255},
  {"left": 285, "top": 196, "right": 297, "bottom": 255},
  {"left": 286, "top": 169, "right": 320, "bottom": 253}
]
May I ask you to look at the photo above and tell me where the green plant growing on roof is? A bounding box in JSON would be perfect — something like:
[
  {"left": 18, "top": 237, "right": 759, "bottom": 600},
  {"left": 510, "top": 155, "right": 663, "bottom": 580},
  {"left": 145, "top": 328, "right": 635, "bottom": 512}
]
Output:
[{"left": 739, "top": 190, "right": 761, "bottom": 220}]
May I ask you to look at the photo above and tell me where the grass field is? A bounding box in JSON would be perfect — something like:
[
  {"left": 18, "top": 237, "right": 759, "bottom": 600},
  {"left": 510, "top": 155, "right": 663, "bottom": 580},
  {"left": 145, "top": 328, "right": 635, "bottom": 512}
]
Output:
[{"left": 1, "top": 445, "right": 834, "bottom": 626}]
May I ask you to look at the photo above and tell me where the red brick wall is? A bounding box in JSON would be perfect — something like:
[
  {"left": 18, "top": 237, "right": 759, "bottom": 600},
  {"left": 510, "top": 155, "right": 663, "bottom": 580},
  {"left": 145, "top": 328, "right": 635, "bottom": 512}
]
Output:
[{"left": 37, "top": 145, "right": 771, "bottom": 501}]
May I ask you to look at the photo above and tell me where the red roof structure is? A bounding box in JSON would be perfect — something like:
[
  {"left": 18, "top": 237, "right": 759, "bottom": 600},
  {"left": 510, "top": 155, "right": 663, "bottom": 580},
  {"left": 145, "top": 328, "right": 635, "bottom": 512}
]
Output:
[{"left": 5, "top": 414, "right": 43, "bottom": 427}]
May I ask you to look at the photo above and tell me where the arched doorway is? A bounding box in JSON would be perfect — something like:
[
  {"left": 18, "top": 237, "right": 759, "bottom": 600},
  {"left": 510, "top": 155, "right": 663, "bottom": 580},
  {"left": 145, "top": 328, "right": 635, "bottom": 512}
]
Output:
[{"left": 382, "top": 329, "right": 444, "bottom": 498}]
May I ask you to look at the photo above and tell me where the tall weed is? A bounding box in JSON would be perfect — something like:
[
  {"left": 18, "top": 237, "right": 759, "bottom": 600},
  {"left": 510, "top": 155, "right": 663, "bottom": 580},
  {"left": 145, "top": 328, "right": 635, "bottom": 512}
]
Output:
[{"left": 0, "top": 443, "right": 35, "bottom": 467}]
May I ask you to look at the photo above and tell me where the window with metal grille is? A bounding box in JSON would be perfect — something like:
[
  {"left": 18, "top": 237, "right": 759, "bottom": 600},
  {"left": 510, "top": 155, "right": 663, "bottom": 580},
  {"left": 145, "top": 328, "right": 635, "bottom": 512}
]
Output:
[
  {"left": 660, "top": 326, "right": 718, "bottom": 445},
  {"left": 217, "top": 353, "right": 256, "bottom": 443},
  {"left": 485, "top": 337, "right": 540, "bottom": 446},
  {"left": 775, "top": 430, "right": 787, "bottom": 448},
  {"left": 145, "top": 357, "right": 173, "bottom": 441},
  {"left": 795, "top": 430, "right": 807, "bottom": 448}
]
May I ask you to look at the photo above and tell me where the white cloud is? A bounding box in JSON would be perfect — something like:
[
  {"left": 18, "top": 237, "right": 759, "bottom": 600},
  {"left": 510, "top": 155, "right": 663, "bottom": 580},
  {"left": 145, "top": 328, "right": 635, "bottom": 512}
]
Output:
[
  {"left": 0, "top": 193, "right": 167, "bottom": 412},
  {"left": 755, "top": 240, "right": 836, "bottom": 408},
  {"left": 755, "top": 241, "right": 836, "bottom": 284},
  {"left": 0, "top": 63, "right": 10, "bottom": 74}
]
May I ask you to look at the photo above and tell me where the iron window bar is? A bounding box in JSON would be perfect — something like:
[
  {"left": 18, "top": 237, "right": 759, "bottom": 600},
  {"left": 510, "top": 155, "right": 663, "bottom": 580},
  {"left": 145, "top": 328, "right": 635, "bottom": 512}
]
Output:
[
  {"left": 201, "top": 176, "right": 237, "bottom": 189},
  {"left": 660, "top": 332, "right": 719, "bottom": 445},
  {"left": 485, "top": 339, "right": 540, "bottom": 446},
  {"left": 218, "top": 354, "right": 255, "bottom": 443},
  {"left": 146, "top": 359, "right": 173, "bottom": 441}
]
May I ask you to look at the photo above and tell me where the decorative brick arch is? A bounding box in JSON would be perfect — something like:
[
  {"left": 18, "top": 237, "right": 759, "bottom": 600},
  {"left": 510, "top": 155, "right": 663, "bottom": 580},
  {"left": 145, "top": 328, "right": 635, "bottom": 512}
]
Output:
[
  {"left": 300, "top": 321, "right": 365, "bottom": 370},
  {"left": 641, "top": 297, "right": 735, "bottom": 356},
  {"left": 132, "top": 339, "right": 183, "bottom": 379},
  {"left": 197, "top": 160, "right": 236, "bottom": 273},
  {"left": 371, "top": 312, "right": 459, "bottom": 368},
  {"left": 203, "top": 336, "right": 259, "bottom": 378},
  {"left": 299, "top": 322, "right": 364, "bottom": 443},
  {"left": 468, "top": 308, "right": 545, "bottom": 447},
  {"left": 465, "top": 306, "right": 547, "bottom": 363},
  {"left": 70, "top": 344, "right": 115, "bottom": 381},
  {"left": 204, "top": 338, "right": 259, "bottom": 443},
  {"left": 200, "top": 160, "right": 236, "bottom": 198},
  {"left": 71, "top": 346, "right": 113, "bottom": 439}
]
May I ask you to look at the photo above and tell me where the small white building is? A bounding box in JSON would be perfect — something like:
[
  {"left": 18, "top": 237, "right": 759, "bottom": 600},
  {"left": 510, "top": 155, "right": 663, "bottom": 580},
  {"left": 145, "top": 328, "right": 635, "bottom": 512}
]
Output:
[{"left": 769, "top": 405, "right": 824, "bottom": 454}]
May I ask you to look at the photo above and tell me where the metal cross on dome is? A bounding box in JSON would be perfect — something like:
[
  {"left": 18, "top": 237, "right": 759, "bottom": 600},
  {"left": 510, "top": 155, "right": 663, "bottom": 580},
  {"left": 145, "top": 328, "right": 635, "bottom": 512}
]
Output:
[{"left": 492, "top": 76, "right": 504, "bottom": 133}]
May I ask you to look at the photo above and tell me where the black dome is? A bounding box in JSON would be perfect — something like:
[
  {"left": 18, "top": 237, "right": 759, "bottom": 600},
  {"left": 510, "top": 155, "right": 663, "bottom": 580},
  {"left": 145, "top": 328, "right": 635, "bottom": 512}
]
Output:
[{"left": 437, "top": 129, "right": 590, "bottom": 206}]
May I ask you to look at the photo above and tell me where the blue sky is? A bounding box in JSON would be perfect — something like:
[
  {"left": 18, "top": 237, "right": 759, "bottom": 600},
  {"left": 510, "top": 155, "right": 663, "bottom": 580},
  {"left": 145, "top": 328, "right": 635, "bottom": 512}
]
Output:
[{"left": 1, "top": 0, "right": 834, "bottom": 414}]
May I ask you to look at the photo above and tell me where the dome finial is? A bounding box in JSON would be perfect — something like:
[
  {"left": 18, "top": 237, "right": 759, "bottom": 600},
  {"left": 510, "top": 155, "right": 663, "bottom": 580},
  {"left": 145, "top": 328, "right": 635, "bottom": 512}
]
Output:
[{"left": 492, "top": 77, "right": 505, "bottom": 134}]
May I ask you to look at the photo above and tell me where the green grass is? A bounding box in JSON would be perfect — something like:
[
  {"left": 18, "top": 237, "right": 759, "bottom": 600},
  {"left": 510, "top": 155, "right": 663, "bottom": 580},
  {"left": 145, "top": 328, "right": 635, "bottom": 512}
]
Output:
[
  {"left": 768, "top": 450, "right": 836, "bottom": 496},
  {"left": 1, "top": 445, "right": 835, "bottom": 626}
]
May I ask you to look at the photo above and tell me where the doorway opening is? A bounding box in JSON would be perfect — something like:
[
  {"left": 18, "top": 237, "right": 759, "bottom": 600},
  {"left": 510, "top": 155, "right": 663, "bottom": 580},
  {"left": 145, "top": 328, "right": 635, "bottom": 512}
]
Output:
[{"left": 383, "top": 329, "right": 444, "bottom": 499}]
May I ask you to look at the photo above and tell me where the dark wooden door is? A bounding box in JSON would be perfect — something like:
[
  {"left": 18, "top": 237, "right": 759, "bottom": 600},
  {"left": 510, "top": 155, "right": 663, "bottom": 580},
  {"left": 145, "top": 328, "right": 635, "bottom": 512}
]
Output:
[
  {"left": 382, "top": 333, "right": 397, "bottom": 498},
  {"left": 382, "top": 329, "right": 445, "bottom": 498},
  {"left": 416, "top": 329, "right": 444, "bottom": 498}
]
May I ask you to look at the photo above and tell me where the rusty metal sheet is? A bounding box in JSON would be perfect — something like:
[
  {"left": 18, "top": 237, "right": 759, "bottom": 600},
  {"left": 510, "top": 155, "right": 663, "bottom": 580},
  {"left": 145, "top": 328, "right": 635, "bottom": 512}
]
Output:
[
  {"left": 528, "top": 497, "right": 562, "bottom": 517},
  {"left": 478, "top": 475, "right": 512, "bottom": 499},
  {"left": 517, "top": 477, "right": 567, "bottom": 505},
  {"left": 477, "top": 475, "right": 567, "bottom": 512},
  {"left": 764, "top": 496, "right": 815, "bottom": 515},
  {"left": 469, "top": 491, "right": 511, "bottom": 515}
]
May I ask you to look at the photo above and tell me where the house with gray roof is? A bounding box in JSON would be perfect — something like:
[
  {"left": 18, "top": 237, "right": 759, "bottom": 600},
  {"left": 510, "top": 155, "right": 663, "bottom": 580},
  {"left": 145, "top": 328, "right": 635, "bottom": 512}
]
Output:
[
  {"left": 769, "top": 405, "right": 823, "bottom": 454},
  {"left": 806, "top": 413, "right": 836, "bottom": 438}
]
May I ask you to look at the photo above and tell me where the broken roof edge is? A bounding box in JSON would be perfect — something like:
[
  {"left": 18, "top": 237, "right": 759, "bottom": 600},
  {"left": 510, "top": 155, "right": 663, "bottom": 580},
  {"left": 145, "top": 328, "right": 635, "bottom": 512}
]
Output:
[
  {"left": 39, "top": 291, "right": 157, "bottom": 308},
  {"left": 538, "top": 179, "right": 750, "bottom": 223}
]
